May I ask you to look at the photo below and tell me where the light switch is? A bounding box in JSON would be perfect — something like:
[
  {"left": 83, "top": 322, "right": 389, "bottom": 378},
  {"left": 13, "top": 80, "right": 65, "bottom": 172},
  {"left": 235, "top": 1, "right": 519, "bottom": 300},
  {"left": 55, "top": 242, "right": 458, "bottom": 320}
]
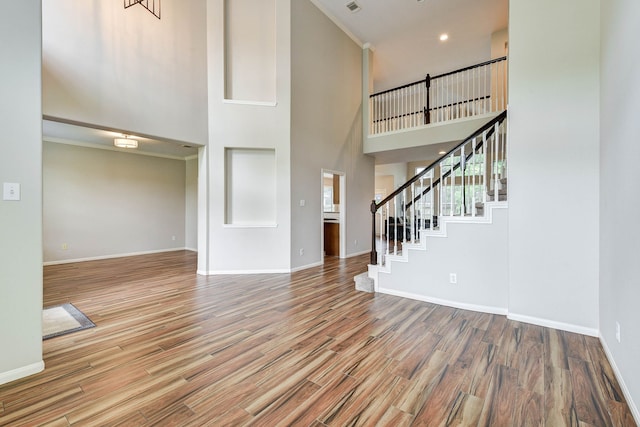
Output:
[
  {"left": 299, "top": 199, "right": 306, "bottom": 207},
  {"left": 3, "top": 183, "right": 21, "bottom": 201}
]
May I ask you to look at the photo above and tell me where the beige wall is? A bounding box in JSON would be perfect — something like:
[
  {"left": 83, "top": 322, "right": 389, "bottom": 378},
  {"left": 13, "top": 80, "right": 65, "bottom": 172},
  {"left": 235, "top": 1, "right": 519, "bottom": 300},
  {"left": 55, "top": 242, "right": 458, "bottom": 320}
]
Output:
[
  {"left": 185, "top": 158, "right": 198, "bottom": 251},
  {"left": 43, "top": 142, "right": 187, "bottom": 263},
  {"left": 600, "top": 0, "right": 640, "bottom": 419},
  {"left": 0, "top": 0, "right": 44, "bottom": 384},
  {"left": 290, "top": 0, "right": 374, "bottom": 268},
  {"left": 508, "top": 0, "right": 600, "bottom": 332}
]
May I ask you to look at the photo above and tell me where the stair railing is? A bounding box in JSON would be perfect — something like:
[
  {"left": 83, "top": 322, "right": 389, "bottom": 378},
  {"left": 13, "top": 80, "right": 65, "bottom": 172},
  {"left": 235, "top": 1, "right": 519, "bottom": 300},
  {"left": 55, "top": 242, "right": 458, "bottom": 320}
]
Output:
[
  {"left": 369, "top": 56, "right": 507, "bottom": 135},
  {"left": 369, "top": 111, "right": 508, "bottom": 266}
]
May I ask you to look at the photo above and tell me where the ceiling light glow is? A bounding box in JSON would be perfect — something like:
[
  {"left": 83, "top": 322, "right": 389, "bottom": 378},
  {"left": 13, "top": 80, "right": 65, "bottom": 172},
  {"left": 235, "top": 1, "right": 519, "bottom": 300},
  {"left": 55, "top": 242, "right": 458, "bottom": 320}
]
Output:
[{"left": 439, "top": 34, "right": 449, "bottom": 41}]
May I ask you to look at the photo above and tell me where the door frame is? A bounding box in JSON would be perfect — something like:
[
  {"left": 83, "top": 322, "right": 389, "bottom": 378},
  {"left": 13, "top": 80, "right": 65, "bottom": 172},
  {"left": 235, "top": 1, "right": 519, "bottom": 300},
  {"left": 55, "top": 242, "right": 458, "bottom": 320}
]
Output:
[{"left": 320, "top": 169, "right": 346, "bottom": 260}]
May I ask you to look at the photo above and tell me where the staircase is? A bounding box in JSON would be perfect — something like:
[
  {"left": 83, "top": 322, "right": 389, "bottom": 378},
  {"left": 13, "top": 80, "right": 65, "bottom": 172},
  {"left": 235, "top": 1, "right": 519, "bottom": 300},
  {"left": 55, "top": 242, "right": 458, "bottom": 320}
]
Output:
[{"left": 359, "top": 111, "right": 509, "bottom": 314}]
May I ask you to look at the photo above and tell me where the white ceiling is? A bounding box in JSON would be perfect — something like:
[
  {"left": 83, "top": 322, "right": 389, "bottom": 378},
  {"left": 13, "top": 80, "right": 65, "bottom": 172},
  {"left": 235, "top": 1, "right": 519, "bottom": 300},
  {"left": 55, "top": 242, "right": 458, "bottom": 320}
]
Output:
[
  {"left": 311, "top": 0, "right": 508, "bottom": 92},
  {"left": 43, "top": 119, "right": 199, "bottom": 159}
]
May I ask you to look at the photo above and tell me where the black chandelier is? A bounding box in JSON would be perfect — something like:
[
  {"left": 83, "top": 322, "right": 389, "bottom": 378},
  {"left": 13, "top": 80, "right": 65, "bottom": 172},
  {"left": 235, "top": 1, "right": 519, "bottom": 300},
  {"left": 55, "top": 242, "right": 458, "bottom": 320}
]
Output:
[{"left": 124, "top": 0, "right": 161, "bottom": 20}]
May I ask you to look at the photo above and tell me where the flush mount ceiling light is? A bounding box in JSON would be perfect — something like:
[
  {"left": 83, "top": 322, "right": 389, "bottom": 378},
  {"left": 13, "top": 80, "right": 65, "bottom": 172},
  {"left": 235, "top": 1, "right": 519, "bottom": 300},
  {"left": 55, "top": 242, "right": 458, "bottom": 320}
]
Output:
[
  {"left": 439, "top": 150, "right": 447, "bottom": 155},
  {"left": 439, "top": 33, "right": 449, "bottom": 42},
  {"left": 346, "top": 1, "right": 361, "bottom": 13},
  {"left": 114, "top": 135, "right": 139, "bottom": 149},
  {"left": 124, "top": 0, "right": 161, "bottom": 19}
]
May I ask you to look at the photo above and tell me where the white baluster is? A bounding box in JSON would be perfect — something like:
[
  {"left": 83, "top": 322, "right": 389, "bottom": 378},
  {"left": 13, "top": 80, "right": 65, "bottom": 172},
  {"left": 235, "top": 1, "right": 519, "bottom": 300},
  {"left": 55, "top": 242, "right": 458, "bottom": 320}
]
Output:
[
  {"left": 472, "top": 137, "right": 477, "bottom": 216},
  {"left": 430, "top": 172, "right": 434, "bottom": 229},
  {"left": 483, "top": 130, "right": 488, "bottom": 205}
]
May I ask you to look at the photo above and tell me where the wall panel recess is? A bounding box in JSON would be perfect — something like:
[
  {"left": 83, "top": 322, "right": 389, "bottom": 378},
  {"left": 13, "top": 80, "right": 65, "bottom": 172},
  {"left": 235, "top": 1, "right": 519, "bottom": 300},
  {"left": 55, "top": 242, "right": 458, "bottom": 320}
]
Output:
[
  {"left": 225, "top": 147, "right": 276, "bottom": 225},
  {"left": 224, "top": 0, "right": 276, "bottom": 103}
]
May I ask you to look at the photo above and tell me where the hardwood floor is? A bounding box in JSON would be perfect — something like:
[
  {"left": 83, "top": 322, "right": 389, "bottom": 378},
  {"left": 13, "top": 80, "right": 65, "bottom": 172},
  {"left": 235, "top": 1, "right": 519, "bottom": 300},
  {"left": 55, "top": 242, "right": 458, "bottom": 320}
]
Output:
[{"left": 0, "top": 251, "right": 635, "bottom": 426}]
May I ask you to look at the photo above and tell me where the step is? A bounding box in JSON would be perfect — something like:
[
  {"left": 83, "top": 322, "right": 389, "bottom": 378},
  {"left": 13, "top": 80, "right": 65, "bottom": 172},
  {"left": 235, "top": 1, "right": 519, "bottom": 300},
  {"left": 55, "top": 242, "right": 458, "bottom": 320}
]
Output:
[{"left": 354, "top": 272, "right": 374, "bottom": 293}]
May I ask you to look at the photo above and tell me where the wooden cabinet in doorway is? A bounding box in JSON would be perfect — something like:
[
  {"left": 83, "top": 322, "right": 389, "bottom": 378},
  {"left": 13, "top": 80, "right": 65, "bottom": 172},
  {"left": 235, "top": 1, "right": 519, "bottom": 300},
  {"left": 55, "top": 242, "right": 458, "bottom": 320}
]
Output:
[{"left": 324, "top": 222, "right": 339, "bottom": 256}]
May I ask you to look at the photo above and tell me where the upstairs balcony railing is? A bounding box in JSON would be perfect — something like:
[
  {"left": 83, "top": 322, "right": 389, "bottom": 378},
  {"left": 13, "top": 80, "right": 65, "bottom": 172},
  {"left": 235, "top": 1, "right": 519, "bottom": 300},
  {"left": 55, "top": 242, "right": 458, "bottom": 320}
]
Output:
[{"left": 369, "top": 56, "right": 507, "bottom": 135}]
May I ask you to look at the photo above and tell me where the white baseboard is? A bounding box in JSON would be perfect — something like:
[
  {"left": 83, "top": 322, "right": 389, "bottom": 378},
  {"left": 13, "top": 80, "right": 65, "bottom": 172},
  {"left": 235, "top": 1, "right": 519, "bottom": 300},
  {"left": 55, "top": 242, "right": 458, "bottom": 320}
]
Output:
[
  {"left": 599, "top": 335, "right": 640, "bottom": 425},
  {"left": 201, "top": 268, "right": 291, "bottom": 275},
  {"left": 507, "top": 313, "right": 599, "bottom": 337},
  {"left": 290, "top": 260, "right": 324, "bottom": 273},
  {"left": 43, "top": 248, "right": 190, "bottom": 266},
  {"left": 0, "top": 361, "right": 44, "bottom": 386},
  {"left": 345, "top": 249, "right": 371, "bottom": 259},
  {"left": 378, "top": 287, "right": 508, "bottom": 316},
  {"left": 184, "top": 247, "right": 198, "bottom": 253}
]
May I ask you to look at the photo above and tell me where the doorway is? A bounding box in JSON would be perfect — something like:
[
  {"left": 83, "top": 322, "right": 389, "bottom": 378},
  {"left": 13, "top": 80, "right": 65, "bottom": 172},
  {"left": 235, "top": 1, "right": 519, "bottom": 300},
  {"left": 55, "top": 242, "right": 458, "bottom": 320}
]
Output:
[{"left": 321, "top": 170, "right": 345, "bottom": 259}]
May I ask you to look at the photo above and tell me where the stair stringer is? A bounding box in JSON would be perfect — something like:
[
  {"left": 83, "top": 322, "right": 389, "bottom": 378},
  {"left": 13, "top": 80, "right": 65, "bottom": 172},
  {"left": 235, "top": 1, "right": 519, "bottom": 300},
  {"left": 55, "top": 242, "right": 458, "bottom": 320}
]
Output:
[{"left": 368, "top": 202, "right": 508, "bottom": 315}]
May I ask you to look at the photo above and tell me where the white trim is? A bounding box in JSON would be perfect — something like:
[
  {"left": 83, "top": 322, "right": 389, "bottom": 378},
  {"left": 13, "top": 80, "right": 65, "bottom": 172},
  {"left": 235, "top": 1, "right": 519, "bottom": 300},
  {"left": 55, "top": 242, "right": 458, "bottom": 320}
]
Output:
[
  {"left": 200, "top": 268, "right": 291, "bottom": 275},
  {"left": 367, "top": 112, "right": 500, "bottom": 139},
  {"left": 222, "top": 224, "right": 278, "bottom": 229},
  {"left": 290, "top": 260, "right": 324, "bottom": 273},
  {"left": 185, "top": 154, "right": 198, "bottom": 161},
  {"left": 0, "top": 361, "right": 45, "bottom": 386},
  {"left": 43, "top": 137, "right": 194, "bottom": 161},
  {"left": 346, "top": 249, "right": 371, "bottom": 258},
  {"left": 507, "top": 313, "right": 599, "bottom": 337},
  {"left": 222, "top": 99, "right": 277, "bottom": 107},
  {"left": 43, "top": 248, "right": 189, "bottom": 266},
  {"left": 308, "top": 0, "right": 364, "bottom": 48},
  {"left": 599, "top": 335, "right": 640, "bottom": 425},
  {"left": 184, "top": 247, "right": 198, "bottom": 253},
  {"left": 378, "top": 287, "right": 508, "bottom": 316}
]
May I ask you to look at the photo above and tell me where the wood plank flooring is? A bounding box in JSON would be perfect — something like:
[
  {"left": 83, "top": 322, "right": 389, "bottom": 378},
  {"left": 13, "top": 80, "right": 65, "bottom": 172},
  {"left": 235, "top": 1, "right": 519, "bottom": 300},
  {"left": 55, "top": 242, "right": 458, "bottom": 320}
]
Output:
[{"left": 0, "top": 251, "right": 635, "bottom": 426}]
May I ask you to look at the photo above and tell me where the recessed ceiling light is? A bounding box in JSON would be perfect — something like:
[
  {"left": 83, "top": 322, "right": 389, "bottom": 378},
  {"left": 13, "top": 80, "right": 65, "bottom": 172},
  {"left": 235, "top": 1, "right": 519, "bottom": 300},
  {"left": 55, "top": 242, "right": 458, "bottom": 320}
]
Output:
[{"left": 439, "top": 34, "right": 449, "bottom": 42}]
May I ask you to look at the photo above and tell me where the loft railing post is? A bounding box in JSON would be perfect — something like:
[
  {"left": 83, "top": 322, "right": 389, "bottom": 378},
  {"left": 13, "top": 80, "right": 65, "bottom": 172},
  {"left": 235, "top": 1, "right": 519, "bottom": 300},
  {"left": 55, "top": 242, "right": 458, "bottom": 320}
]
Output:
[
  {"left": 425, "top": 74, "right": 431, "bottom": 125},
  {"left": 370, "top": 200, "right": 378, "bottom": 265}
]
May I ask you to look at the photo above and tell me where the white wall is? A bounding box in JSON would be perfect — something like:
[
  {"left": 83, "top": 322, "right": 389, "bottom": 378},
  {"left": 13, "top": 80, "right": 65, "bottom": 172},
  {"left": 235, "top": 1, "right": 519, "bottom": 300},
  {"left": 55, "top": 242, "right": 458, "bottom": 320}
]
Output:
[
  {"left": 43, "top": 142, "right": 187, "bottom": 263},
  {"left": 290, "top": 0, "right": 374, "bottom": 269},
  {"left": 379, "top": 208, "right": 509, "bottom": 314},
  {"left": 203, "top": 0, "right": 292, "bottom": 273},
  {"left": 508, "top": 0, "right": 600, "bottom": 333},
  {"left": 600, "top": 0, "right": 640, "bottom": 419},
  {"left": 42, "top": 0, "right": 208, "bottom": 145},
  {"left": 0, "top": 0, "right": 44, "bottom": 384},
  {"left": 185, "top": 157, "right": 198, "bottom": 251}
]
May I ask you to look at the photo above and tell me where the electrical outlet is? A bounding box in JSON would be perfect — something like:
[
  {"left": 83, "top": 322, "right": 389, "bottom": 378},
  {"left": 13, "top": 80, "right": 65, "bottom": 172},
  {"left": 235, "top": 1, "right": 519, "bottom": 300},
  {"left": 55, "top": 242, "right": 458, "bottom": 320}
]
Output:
[
  {"left": 61, "top": 243, "right": 68, "bottom": 250},
  {"left": 3, "top": 182, "right": 21, "bottom": 201},
  {"left": 354, "top": 239, "right": 358, "bottom": 246},
  {"left": 172, "top": 235, "right": 176, "bottom": 241},
  {"left": 616, "top": 321, "right": 621, "bottom": 343},
  {"left": 449, "top": 273, "right": 457, "bottom": 284},
  {"left": 299, "top": 248, "right": 304, "bottom": 256}
]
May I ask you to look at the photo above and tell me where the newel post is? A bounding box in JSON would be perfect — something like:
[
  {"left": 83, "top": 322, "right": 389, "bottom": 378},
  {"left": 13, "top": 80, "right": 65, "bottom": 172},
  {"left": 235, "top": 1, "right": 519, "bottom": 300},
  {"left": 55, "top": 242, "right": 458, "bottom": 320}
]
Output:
[
  {"left": 370, "top": 200, "right": 378, "bottom": 265},
  {"left": 425, "top": 74, "right": 431, "bottom": 124}
]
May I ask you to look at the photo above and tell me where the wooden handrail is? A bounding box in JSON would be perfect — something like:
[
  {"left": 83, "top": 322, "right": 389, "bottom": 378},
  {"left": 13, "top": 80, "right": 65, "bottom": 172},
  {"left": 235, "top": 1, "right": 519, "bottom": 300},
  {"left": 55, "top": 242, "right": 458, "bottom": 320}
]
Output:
[
  {"left": 369, "top": 56, "right": 507, "bottom": 99},
  {"left": 431, "top": 56, "right": 507, "bottom": 80},
  {"left": 373, "top": 110, "right": 507, "bottom": 211}
]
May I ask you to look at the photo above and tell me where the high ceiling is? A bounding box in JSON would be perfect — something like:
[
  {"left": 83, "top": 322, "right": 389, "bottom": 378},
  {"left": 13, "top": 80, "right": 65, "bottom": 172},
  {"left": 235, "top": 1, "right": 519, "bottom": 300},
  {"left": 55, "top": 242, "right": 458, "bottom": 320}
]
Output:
[
  {"left": 41, "top": 0, "right": 508, "bottom": 159},
  {"left": 311, "top": 0, "right": 508, "bottom": 92}
]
